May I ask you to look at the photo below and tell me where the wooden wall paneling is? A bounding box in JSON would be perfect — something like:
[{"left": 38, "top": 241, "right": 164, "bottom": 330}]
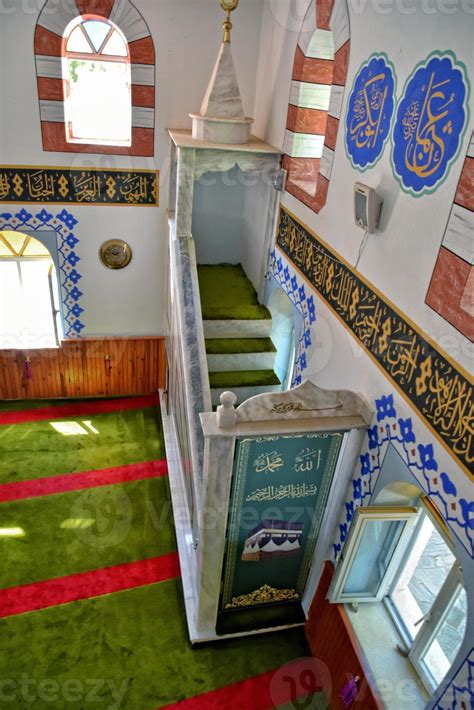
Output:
[
  {"left": 305, "top": 562, "right": 383, "bottom": 709},
  {"left": 0, "top": 337, "right": 165, "bottom": 400}
]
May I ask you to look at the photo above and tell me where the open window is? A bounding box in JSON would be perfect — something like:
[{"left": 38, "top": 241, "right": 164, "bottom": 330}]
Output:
[
  {"left": 329, "top": 500, "right": 468, "bottom": 695},
  {"left": 0, "top": 232, "right": 62, "bottom": 349},
  {"left": 63, "top": 16, "right": 131, "bottom": 147}
]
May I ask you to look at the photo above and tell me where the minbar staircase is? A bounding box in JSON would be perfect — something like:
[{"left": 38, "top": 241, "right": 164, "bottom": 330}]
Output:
[{"left": 197, "top": 264, "right": 282, "bottom": 406}]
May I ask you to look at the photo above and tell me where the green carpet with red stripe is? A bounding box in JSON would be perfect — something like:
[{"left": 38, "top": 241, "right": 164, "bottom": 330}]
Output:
[{"left": 0, "top": 397, "right": 325, "bottom": 709}]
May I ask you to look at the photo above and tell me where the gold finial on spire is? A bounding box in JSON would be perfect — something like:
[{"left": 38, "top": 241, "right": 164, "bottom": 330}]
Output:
[{"left": 220, "top": 0, "right": 238, "bottom": 43}]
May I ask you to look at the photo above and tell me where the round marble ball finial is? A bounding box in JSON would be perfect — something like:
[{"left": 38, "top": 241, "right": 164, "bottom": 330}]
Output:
[{"left": 220, "top": 391, "right": 237, "bottom": 410}]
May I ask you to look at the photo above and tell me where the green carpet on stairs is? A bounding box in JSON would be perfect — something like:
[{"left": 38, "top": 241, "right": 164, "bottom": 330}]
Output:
[
  {"left": 209, "top": 370, "right": 281, "bottom": 389},
  {"left": 0, "top": 407, "right": 165, "bottom": 485},
  {"left": 0, "top": 579, "right": 311, "bottom": 709},
  {"left": 198, "top": 264, "right": 271, "bottom": 320},
  {"left": 205, "top": 338, "right": 276, "bottom": 354}
]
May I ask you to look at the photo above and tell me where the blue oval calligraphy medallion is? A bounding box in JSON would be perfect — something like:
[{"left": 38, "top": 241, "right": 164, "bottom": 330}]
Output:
[
  {"left": 345, "top": 53, "right": 396, "bottom": 171},
  {"left": 392, "top": 52, "right": 469, "bottom": 196}
]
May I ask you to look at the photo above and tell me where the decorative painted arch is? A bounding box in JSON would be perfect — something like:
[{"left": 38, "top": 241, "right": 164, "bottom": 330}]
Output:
[
  {"left": 282, "top": 0, "right": 350, "bottom": 213},
  {"left": 34, "top": 0, "right": 155, "bottom": 156}
]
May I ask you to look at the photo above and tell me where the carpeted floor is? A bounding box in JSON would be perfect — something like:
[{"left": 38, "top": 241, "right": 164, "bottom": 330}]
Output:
[{"left": 0, "top": 396, "right": 323, "bottom": 709}]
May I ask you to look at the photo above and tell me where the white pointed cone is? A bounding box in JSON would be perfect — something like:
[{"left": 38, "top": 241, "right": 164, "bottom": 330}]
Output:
[
  {"left": 190, "top": 41, "right": 254, "bottom": 144},
  {"left": 200, "top": 43, "right": 245, "bottom": 119}
]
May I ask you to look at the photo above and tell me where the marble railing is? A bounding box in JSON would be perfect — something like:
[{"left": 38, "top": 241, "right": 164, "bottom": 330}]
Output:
[{"left": 166, "top": 225, "right": 212, "bottom": 531}]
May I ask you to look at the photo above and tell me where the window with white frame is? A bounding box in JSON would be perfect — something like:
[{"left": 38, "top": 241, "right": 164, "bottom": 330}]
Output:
[
  {"left": 63, "top": 17, "right": 131, "bottom": 146},
  {"left": 0, "top": 232, "right": 62, "bottom": 349},
  {"left": 329, "top": 502, "right": 467, "bottom": 695}
]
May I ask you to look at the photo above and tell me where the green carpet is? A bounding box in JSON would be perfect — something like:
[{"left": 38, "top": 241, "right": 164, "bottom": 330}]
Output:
[
  {"left": 205, "top": 338, "right": 276, "bottom": 354},
  {"left": 0, "top": 579, "right": 310, "bottom": 709},
  {"left": 0, "top": 398, "right": 312, "bottom": 710},
  {"left": 198, "top": 264, "right": 271, "bottom": 320},
  {"left": 209, "top": 370, "right": 281, "bottom": 389},
  {"left": 0, "top": 408, "right": 165, "bottom": 485},
  {"left": 0, "top": 478, "right": 176, "bottom": 588}
]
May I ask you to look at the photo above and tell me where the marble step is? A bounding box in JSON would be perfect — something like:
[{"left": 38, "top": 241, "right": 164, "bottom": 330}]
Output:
[
  {"left": 209, "top": 370, "right": 281, "bottom": 407},
  {"left": 207, "top": 351, "right": 276, "bottom": 372},
  {"left": 203, "top": 319, "right": 273, "bottom": 339},
  {"left": 206, "top": 338, "right": 276, "bottom": 372}
]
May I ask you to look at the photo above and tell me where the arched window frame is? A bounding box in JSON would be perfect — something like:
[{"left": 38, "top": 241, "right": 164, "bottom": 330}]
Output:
[
  {"left": 282, "top": 0, "right": 351, "bottom": 213},
  {"left": 34, "top": 0, "right": 155, "bottom": 156}
]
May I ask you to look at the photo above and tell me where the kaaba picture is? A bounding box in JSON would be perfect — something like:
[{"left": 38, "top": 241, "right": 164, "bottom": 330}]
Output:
[{"left": 241, "top": 519, "right": 304, "bottom": 562}]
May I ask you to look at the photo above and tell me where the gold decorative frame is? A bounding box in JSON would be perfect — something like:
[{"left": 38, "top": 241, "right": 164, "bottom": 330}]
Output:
[{"left": 99, "top": 239, "right": 133, "bottom": 270}]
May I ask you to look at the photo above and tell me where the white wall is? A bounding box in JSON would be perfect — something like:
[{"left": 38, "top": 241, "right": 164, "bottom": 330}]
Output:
[
  {"left": 254, "top": 3, "right": 473, "bottom": 703},
  {"left": 0, "top": 0, "right": 264, "bottom": 336},
  {"left": 254, "top": 0, "right": 473, "bottom": 372}
]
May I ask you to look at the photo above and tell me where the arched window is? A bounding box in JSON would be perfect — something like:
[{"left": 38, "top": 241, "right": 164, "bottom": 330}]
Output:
[
  {"left": 0, "top": 232, "right": 62, "bottom": 349},
  {"left": 34, "top": 0, "right": 155, "bottom": 156},
  {"left": 63, "top": 17, "right": 131, "bottom": 147}
]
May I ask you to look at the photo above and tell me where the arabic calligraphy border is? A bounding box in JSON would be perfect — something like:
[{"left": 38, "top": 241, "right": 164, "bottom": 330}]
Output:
[
  {"left": 390, "top": 50, "right": 471, "bottom": 197},
  {"left": 0, "top": 165, "right": 160, "bottom": 207},
  {"left": 0, "top": 207, "right": 84, "bottom": 338},
  {"left": 275, "top": 204, "right": 472, "bottom": 479},
  {"left": 344, "top": 52, "right": 397, "bottom": 172}
]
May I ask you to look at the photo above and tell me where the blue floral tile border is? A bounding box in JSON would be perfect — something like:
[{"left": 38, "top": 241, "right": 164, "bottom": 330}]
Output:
[{"left": 0, "top": 208, "right": 84, "bottom": 337}]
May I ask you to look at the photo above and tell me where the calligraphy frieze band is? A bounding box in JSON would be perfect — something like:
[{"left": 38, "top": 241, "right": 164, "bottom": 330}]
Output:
[
  {"left": 0, "top": 166, "right": 159, "bottom": 206},
  {"left": 276, "top": 206, "right": 473, "bottom": 477}
]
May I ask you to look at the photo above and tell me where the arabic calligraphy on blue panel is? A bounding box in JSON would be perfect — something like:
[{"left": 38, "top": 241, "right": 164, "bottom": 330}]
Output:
[
  {"left": 345, "top": 53, "right": 396, "bottom": 171},
  {"left": 392, "top": 51, "right": 469, "bottom": 196}
]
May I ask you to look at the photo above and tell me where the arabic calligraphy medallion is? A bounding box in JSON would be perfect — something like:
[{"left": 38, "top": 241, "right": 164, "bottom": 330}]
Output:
[
  {"left": 99, "top": 240, "right": 133, "bottom": 270},
  {"left": 392, "top": 51, "right": 469, "bottom": 195},
  {"left": 345, "top": 53, "right": 396, "bottom": 170}
]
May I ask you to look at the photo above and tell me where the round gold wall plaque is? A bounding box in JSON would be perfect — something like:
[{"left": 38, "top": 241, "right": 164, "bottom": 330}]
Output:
[{"left": 99, "top": 240, "right": 132, "bottom": 270}]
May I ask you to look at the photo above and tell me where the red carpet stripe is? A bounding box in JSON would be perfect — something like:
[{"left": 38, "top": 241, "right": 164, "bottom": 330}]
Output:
[
  {"left": 0, "top": 394, "right": 159, "bottom": 426},
  {"left": 160, "top": 667, "right": 318, "bottom": 710},
  {"left": 0, "top": 459, "right": 168, "bottom": 503},
  {"left": 0, "top": 553, "right": 180, "bottom": 618}
]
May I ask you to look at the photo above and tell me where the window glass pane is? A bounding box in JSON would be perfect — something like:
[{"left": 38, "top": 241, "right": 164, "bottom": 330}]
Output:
[
  {"left": 66, "top": 25, "right": 93, "bottom": 53},
  {"left": 0, "top": 262, "right": 22, "bottom": 348},
  {"left": 0, "top": 260, "right": 56, "bottom": 349},
  {"left": 390, "top": 515, "right": 455, "bottom": 639},
  {"left": 0, "top": 240, "right": 12, "bottom": 257},
  {"left": 82, "top": 20, "right": 111, "bottom": 53},
  {"left": 22, "top": 239, "right": 51, "bottom": 257},
  {"left": 67, "top": 59, "right": 131, "bottom": 145},
  {"left": 19, "top": 261, "right": 56, "bottom": 348},
  {"left": 422, "top": 586, "right": 467, "bottom": 685},
  {"left": 101, "top": 30, "right": 128, "bottom": 57},
  {"left": 343, "top": 519, "right": 405, "bottom": 596},
  {"left": 1, "top": 230, "right": 26, "bottom": 256}
]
